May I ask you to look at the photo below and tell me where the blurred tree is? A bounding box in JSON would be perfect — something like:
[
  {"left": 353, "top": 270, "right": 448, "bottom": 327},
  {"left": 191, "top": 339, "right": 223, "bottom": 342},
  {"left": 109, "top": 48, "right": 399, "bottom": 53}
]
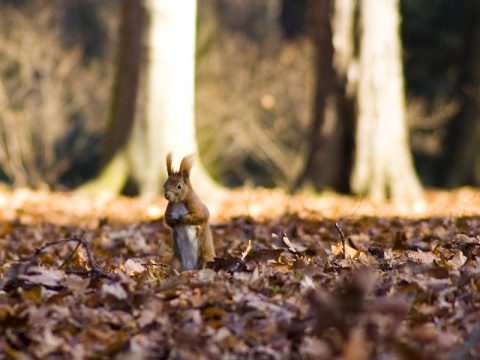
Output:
[
  {"left": 296, "top": 0, "right": 422, "bottom": 200},
  {"left": 442, "top": 0, "right": 480, "bottom": 187},
  {"left": 78, "top": 0, "right": 215, "bottom": 197},
  {"left": 292, "top": 0, "right": 354, "bottom": 193},
  {"left": 351, "top": 0, "right": 422, "bottom": 200},
  {"left": 76, "top": 0, "right": 142, "bottom": 195}
]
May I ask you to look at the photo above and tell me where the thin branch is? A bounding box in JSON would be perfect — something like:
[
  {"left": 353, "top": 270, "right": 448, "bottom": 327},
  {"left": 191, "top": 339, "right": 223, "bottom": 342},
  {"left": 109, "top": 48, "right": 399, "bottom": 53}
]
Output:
[
  {"left": 33, "top": 230, "right": 113, "bottom": 279},
  {"left": 71, "top": 233, "right": 112, "bottom": 279},
  {"left": 155, "top": 239, "right": 164, "bottom": 259},
  {"left": 335, "top": 222, "right": 346, "bottom": 260},
  {"left": 58, "top": 241, "right": 81, "bottom": 270},
  {"left": 241, "top": 239, "right": 252, "bottom": 261}
]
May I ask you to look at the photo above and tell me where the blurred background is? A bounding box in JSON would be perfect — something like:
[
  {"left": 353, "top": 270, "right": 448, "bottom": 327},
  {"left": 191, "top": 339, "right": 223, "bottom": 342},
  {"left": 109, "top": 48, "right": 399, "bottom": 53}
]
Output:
[{"left": 0, "top": 0, "right": 477, "bottom": 199}]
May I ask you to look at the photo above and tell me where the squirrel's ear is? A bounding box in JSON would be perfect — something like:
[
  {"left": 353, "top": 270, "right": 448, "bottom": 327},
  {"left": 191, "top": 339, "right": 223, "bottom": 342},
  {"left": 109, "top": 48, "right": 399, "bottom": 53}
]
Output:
[
  {"left": 166, "top": 152, "right": 173, "bottom": 176},
  {"left": 179, "top": 154, "right": 194, "bottom": 179}
]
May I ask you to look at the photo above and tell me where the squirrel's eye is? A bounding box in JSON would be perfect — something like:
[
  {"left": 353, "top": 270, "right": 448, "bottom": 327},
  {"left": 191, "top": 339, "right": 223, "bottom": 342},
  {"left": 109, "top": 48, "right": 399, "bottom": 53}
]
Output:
[{"left": 177, "top": 183, "right": 182, "bottom": 190}]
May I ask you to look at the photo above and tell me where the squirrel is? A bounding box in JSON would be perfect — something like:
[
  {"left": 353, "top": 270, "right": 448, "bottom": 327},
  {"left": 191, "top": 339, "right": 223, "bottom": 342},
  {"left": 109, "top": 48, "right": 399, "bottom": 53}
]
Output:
[{"left": 163, "top": 153, "right": 215, "bottom": 271}]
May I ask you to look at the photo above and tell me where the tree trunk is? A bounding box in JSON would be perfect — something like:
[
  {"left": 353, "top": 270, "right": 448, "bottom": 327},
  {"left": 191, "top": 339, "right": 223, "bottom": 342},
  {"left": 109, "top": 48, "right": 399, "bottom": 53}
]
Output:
[
  {"left": 350, "top": 0, "right": 422, "bottom": 201},
  {"left": 292, "top": 0, "right": 354, "bottom": 193},
  {"left": 76, "top": 0, "right": 143, "bottom": 196},
  {"left": 77, "top": 0, "right": 217, "bottom": 198},
  {"left": 129, "top": 0, "right": 213, "bottom": 197},
  {"left": 103, "top": 0, "right": 144, "bottom": 162}
]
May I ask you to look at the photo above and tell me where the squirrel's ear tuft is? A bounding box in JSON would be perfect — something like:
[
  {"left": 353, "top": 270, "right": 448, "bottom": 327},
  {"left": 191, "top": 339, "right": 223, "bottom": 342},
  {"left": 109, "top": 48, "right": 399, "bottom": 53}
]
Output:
[
  {"left": 179, "top": 154, "right": 195, "bottom": 179},
  {"left": 166, "top": 152, "right": 173, "bottom": 175}
]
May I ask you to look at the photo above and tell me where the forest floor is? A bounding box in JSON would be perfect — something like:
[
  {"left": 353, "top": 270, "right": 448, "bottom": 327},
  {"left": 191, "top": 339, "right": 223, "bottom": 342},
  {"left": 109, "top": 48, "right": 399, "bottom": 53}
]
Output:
[{"left": 1, "top": 187, "right": 480, "bottom": 359}]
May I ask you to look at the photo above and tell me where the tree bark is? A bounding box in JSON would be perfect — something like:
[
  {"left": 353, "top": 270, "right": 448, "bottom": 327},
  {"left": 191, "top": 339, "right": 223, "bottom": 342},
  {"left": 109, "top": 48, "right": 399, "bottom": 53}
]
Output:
[
  {"left": 76, "top": 0, "right": 143, "bottom": 196},
  {"left": 350, "top": 0, "right": 422, "bottom": 201},
  {"left": 103, "top": 0, "right": 144, "bottom": 163},
  {"left": 77, "top": 0, "right": 217, "bottom": 198},
  {"left": 129, "top": 0, "right": 213, "bottom": 197},
  {"left": 292, "top": 0, "right": 354, "bottom": 193}
]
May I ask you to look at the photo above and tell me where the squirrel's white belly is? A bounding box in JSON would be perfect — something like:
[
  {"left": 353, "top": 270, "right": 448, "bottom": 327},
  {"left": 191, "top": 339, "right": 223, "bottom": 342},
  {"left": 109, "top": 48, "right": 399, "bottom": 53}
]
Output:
[{"left": 174, "top": 224, "right": 200, "bottom": 270}]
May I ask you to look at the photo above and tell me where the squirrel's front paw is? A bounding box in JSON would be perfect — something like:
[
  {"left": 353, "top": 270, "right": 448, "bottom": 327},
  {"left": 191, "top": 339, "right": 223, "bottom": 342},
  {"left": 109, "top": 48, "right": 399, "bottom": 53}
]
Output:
[{"left": 166, "top": 216, "right": 179, "bottom": 227}]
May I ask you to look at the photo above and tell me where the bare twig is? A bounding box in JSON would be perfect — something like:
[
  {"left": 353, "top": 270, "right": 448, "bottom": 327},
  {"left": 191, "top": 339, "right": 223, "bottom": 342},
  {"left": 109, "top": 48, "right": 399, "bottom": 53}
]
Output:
[
  {"left": 33, "top": 230, "right": 113, "bottom": 279},
  {"left": 58, "top": 241, "right": 81, "bottom": 270},
  {"left": 72, "top": 234, "right": 110, "bottom": 278},
  {"left": 155, "top": 239, "right": 164, "bottom": 260},
  {"left": 335, "top": 222, "right": 346, "bottom": 260},
  {"left": 241, "top": 239, "right": 252, "bottom": 261}
]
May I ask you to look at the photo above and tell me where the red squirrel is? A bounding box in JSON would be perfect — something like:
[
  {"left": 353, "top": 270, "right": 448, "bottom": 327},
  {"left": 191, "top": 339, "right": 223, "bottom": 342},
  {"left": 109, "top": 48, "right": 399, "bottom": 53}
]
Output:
[{"left": 163, "top": 153, "right": 215, "bottom": 271}]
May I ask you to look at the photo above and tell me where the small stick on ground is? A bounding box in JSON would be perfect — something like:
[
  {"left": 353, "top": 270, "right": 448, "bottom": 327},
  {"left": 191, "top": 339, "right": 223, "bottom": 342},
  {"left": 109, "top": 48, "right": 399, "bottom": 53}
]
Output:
[
  {"left": 335, "top": 222, "right": 346, "bottom": 260},
  {"left": 58, "top": 241, "right": 81, "bottom": 269},
  {"left": 155, "top": 239, "right": 164, "bottom": 260},
  {"left": 33, "top": 230, "right": 113, "bottom": 279}
]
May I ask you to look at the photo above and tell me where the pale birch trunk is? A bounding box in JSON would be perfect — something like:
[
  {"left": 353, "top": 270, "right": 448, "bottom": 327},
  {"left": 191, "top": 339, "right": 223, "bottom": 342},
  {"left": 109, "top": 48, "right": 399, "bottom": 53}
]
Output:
[
  {"left": 350, "top": 0, "right": 422, "bottom": 200},
  {"left": 332, "top": 0, "right": 355, "bottom": 90},
  {"left": 130, "top": 0, "right": 200, "bottom": 197}
]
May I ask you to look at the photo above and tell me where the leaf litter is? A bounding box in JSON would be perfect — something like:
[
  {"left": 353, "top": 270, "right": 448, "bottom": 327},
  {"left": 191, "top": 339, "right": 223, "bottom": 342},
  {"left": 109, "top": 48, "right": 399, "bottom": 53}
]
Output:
[{"left": 0, "top": 188, "right": 480, "bottom": 359}]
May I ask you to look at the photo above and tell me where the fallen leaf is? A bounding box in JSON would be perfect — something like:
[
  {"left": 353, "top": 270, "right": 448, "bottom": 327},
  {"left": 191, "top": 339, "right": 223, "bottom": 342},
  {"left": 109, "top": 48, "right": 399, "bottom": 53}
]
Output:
[{"left": 123, "top": 259, "right": 145, "bottom": 275}]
